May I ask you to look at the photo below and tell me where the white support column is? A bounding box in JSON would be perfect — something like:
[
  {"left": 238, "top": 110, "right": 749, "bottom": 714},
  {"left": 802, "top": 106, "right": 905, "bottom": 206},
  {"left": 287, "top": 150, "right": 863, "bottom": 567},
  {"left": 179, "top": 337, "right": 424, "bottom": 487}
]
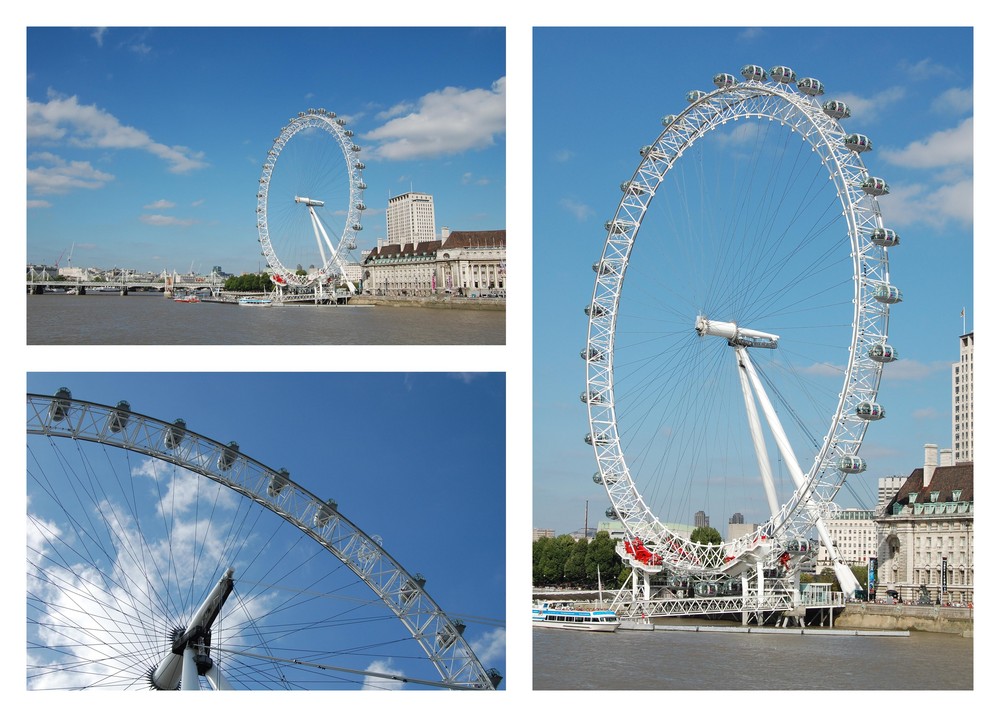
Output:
[
  {"left": 180, "top": 646, "right": 201, "bottom": 690},
  {"left": 736, "top": 353, "right": 780, "bottom": 518}
]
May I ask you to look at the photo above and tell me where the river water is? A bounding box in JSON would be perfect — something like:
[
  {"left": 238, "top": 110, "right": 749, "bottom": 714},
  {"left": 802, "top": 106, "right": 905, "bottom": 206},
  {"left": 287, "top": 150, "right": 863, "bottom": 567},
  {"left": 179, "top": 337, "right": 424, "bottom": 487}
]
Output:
[
  {"left": 27, "top": 293, "right": 505, "bottom": 345},
  {"left": 533, "top": 624, "right": 973, "bottom": 690}
]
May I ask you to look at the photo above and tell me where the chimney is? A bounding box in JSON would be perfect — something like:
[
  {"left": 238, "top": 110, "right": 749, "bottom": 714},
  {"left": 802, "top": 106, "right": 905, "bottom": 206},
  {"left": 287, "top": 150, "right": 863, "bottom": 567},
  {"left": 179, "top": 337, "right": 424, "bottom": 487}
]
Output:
[
  {"left": 940, "top": 448, "right": 954, "bottom": 467},
  {"left": 923, "top": 444, "right": 938, "bottom": 487}
]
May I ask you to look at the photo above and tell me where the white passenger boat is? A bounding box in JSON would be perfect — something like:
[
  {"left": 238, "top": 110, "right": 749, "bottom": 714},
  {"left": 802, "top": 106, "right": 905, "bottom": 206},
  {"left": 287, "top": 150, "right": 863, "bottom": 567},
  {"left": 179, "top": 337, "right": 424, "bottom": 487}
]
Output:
[
  {"left": 238, "top": 297, "right": 272, "bottom": 307},
  {"left": 532, "top": 601, "right": 620, "bottom": 632}
]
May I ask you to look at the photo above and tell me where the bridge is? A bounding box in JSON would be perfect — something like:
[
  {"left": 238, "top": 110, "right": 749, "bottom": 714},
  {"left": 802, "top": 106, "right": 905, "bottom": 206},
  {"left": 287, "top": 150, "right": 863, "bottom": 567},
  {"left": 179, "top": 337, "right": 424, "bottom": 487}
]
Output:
[{"left": 26, "top": 277, "right": 223, "bottom": 296}]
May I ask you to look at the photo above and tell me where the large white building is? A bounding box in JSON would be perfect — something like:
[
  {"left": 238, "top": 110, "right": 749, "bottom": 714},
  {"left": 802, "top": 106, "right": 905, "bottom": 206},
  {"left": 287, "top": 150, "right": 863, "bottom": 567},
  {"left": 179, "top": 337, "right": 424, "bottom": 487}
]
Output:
[
  {"left": 814, "top": 509, "right": 877, "bottom": 569},
  {"left": 386, "top": 192, "right": 436, "bottom": 247},
  {"left": 873, "top": 445, "right": 973, "bottom": 604},
  {"left": 953, "top": 332, "right": 973, "bottom": 462},
  {"left": 362, "top": 229, "right": 506, "bottom": 297}
]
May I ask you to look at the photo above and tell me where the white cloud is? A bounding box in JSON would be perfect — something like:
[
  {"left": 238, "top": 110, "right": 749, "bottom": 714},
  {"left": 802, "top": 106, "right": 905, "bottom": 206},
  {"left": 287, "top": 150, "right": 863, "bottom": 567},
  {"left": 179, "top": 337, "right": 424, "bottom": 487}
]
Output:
[
  {"left": 363, "top": 77, "right": 505, "bottom": 161},
  {"left": 468, "top": 627, "right": 505, "bottom": 664},
  {"left": 91, "top": 28, "right": 108, "bottom": 46},
  {"left": 878, "top": 177, "right": 973, "bottom": 229},
  {"left": 362, "top": 659, "right": 404, "bottom": 690},
  {"left": 27, "top": 199, "right": 52, "bottom": 208},
  {"left": 27, "top": 92, "right": 208, "bottom": 174},
  {"left": 832, "top": 87, "right": 907, "bottom": 123},
  {"left": 800, "top": 362, "right": 845, "bottom": 378},
  {"left": 879, "top": 358, "right": 952, "bottom": 381},
  {"left": 881, "top": 117, "right": 973, "bottom": 170},
  {"left": 140, "top": 214, "right": 198, "bottom": 227},
  {"left": 145, "top": 199, "right": 175, "bottom": 209},
  {"left": 376, "top": 101, "right": 415, "bottom": 121},
  {"left": 560, "top": 197, "right": 594, "bottom": 222},
  {"left": 27, "top": 155, "right": 114, "bottom": 195},
  {"left": 553, "top": 149, "right": 575, "bottom": 163},
  {"left": 932, "top": 87, "right": 973, "bottom": 115},
  {"left": 462, "top": 171, "right": 490, "bottom": 186}
]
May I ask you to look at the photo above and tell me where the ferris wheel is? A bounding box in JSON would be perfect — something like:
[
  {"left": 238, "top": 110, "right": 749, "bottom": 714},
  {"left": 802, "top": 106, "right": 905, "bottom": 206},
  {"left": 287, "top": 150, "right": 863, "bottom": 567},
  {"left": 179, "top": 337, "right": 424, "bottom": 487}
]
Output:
[
  {"left": 27, "top": 390, "right": 501, "bottom": 690},
  {"left": 584, "top": 65, "right": 901, "bottom": 593},
  {"left": 256, "top": 109, "right": 366, "bottom": 292}
]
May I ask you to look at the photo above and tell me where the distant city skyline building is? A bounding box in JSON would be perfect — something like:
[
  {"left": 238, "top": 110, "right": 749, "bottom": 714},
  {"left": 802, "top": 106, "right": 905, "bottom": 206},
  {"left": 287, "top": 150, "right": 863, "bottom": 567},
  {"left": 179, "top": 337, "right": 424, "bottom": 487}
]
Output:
[
  {"left": 953, "top": 331, "right": 973, "bottom": 462},
  {"left": 386, "top": 192, "right": 436, "bottom": 248},
  {"left": 694, "top": 511, "right": 709, "bottom": 528}
]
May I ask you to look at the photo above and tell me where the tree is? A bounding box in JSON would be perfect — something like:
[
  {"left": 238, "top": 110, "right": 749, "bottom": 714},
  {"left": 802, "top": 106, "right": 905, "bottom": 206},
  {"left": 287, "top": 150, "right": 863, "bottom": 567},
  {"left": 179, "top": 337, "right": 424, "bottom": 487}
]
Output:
[
  {"left": 689, "top": 526, "right": 722, "bottom": 544},
  {"left": 585, "top": 530, "right": 619, "bottom": 584}
]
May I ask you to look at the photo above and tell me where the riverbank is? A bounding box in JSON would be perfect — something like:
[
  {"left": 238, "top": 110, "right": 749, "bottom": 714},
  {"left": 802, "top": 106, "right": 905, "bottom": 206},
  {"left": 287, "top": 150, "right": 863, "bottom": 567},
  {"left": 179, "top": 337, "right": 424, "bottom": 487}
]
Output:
[
  {"left": 350, "top": 296, "right": 505, "bottom": 310},
  {"left": 835, "top": 603, "right": 973, "bottom": 636}
]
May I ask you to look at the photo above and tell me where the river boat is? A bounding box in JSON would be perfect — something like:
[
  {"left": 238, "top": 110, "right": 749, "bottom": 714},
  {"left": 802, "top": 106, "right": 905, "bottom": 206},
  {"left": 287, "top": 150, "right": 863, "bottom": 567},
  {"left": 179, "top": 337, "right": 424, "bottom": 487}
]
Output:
[
  {"left": 173, "top": 295, "right": 201, "bottom": 303},
  {"left": 532, "top": 601, "right": 620, "bottom": 632},
  {"left": 238, "top": 297, "right": 273, "bottom": 307}
]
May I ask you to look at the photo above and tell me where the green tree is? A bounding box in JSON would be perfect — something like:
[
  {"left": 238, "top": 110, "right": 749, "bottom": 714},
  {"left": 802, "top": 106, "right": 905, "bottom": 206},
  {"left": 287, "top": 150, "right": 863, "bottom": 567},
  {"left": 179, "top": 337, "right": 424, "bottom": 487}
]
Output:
[
  {"left": 689, "top": 526, "right": 722, "bottom": 544},
  {"left": 585, "top": 530, "right": 619, "bottom": 584},
  {"left": 563, "top": 538, "right": 589, "bottom": 585}
]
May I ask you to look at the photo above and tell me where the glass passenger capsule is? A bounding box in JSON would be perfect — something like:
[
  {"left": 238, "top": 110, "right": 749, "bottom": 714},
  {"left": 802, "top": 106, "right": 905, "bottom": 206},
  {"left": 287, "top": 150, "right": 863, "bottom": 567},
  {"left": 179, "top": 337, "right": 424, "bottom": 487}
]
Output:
[
  {"left": 874, "top": 284, "right": 903, "bottom": 304},
  {"left": 605, "top": 219, "right": 635, "bottom": 235},
  {"left": 822, "top": 100, "right": 851, "bottom": 120},
  {"left": 868, "top": 344, "right": 899, "bottom": 363},
  {"left": 686, "top": 90, "right": 708, "bottom": 103},
  {"left": 336, "top": 118, "right": 347, "bottom": 126},
  {"left": 354, "top": 161, "right": 366, "bottom": 170},
  {"left": 217, "top": 441, "right": 240, "bottom": 471},
  {"left": 267, "top": 468, "right": 290, "bottom": 497},
  {"left": 584, "top": 303, "right": 606, "bottom": 318},
  {"left": 639, "top": 145, "right": 667, "bottom": 160},
  {"left": 592, "top": 260, "right": 613, "bottom": 275},
  {"left": 436, "top": 620, "right": 465, "bottom": 650},
  {"left": 593, "top": 471, "right": 620, "bottom": 484},
  {"left": 581, "top": 346, "right": 604, "bottom": 362},
  {"left": 107, "top": 400, "right": 131, "bottom": 433},
  {"left": 48, "top": 387, "right": 72, "bottom": 423},
  {"left": 661, "top": 114, "right": 677, "bottom": 127},
  {"left": 346, "top": 240, "right": 357, "bottom": 250},
  {"left": 861, "top": 177, "right": 890, "bottom": 196},
  {"left": 350, "top": 144, "right": 362, "bottom": 153},
  {"left": 769, "top": 66, "right": 796, "bottom": 83},
  {"left": 400, "top": 574, "right": 426, "bottom": 605},
  {"left": 352, "top": 223, "right": 363, "bottom": 231},
  {"left": 845, "top": 134, "right": 873, "bottom": 152},
  {"left": 357, "top": 181, "right": 367, "bottom": 190},
  {"left": 855, "top": 401, "right": 886, "bottom": 420},
  {"left": 741, "top": 64, "right": 767, "bottom": 82},
  {"left": 605, "top": 506, "right": 620, "bottom": 519},
  {"left": 713, "top": 73, "right": 737, "bottom": 88},
  {"left": 163, "top": 418, "right": 187, "bottom": 450},
  {"left": 355, "top": 202, "right": 366, "bottom": 211},
  {"left": 343, "top": 129, "right": 354, "bottom": 137},
  {"left": 621, "top": 180, "right": 648, "bottom": 195},
  {"left": 585, "top": 432, "right": 610, "bottom": 446},
  {"left": 797, "top": 77, "right": 824, "bottom": 96},
  {"left": 871, "top": 228, "right": 900, "bottom": 247},
  {"left": 695, "top": 582, "right": 719, "bottom": 597},
  {"left": 838, "top": 456, "right": 867, "bottom": 474},
  {"left": 314, "top": 498, "right": 339, "bottom": 528},
  {"left": 580, "top": 390, "right": 605, "bottom": 404}
]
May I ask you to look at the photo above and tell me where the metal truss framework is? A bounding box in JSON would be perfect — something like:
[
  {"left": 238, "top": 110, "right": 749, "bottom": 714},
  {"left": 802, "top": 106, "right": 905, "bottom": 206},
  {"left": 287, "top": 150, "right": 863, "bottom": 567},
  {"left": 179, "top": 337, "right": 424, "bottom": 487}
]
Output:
[
  {"left": 585, "top": 72, "right": 897, "bottom": 582},
  {"left": 256, "top": 109, "right": 366, "bottom": 289},
  {"left": 27, "top": 394, "right": 498, "bottom": 690}
]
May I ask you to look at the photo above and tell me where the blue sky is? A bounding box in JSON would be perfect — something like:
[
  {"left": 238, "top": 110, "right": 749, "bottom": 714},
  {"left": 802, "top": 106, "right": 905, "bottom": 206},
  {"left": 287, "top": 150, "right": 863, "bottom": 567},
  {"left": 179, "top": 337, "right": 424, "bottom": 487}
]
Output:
[
  {"left": 26, "top": 27, "right": 505, "bottom": 274},
  {"left": 26, "top": 372, "right": 506, "bottom": 688},
  {"left": 533, "top": 27, "right": 974, "bottom": 535}
]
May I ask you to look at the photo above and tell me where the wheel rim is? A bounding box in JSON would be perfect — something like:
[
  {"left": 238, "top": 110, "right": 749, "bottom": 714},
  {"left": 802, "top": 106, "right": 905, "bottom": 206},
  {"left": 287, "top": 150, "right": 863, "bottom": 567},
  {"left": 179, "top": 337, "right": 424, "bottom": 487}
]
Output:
[
  {"left": 585, "top": 69, "right": 895, "bottom": 577},
  {"left": 256, "top": 110, "right": 365, "bottom": 289},
  {"left": 27, "top": 393, "right": 497, "bottom": 690}
]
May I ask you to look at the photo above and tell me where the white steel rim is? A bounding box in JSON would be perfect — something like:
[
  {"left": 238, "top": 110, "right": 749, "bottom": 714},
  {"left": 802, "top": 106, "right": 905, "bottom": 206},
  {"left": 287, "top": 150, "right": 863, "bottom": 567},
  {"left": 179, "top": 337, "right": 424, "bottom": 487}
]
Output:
[
  {"left": 585, "top": 74, "right": 893, "bottom": 576},
  {"left": 256, "top": 110, "right": 365, "bottom": 288},
  {"left": 27, "top": 394, "right": 497, "bottom": 690}
]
